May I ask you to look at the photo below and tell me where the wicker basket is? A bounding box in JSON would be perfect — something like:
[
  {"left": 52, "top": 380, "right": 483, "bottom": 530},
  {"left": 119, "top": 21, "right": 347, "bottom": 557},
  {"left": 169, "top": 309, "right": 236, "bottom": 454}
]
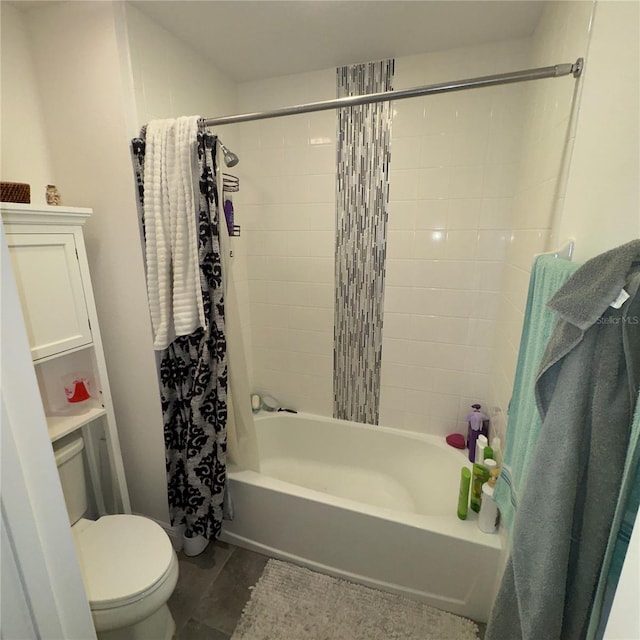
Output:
[{"left": 1, "top": 182, "right": 31, "bottom": 203}]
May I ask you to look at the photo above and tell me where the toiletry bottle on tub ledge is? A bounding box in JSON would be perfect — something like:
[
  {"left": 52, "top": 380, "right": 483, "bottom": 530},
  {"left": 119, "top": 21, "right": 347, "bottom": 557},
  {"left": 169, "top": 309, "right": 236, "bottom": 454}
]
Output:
[
  {"left": 478, "top": 464, "right": 501, "bottom": 533},
  {"left": 466, "top": 403, "right": 489, "bottom": 463},
  {"left": 457, "top": 467, "right": 471, "bottom": 520},
  {"left": 471, "top": 458, "right": 496, "bottom": 513}
]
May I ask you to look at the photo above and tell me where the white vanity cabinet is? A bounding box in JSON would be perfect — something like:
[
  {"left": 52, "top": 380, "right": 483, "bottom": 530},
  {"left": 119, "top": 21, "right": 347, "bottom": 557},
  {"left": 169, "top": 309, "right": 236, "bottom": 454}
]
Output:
[{"left": 2, "top": 203, "right": 131, "bottom": 515}]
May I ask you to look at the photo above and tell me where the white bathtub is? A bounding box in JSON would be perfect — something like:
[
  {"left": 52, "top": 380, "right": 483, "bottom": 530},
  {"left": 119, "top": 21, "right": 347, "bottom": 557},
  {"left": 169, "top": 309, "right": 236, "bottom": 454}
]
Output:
[{"left": 220, "top": 412, "right": 502, "bottom": 623}]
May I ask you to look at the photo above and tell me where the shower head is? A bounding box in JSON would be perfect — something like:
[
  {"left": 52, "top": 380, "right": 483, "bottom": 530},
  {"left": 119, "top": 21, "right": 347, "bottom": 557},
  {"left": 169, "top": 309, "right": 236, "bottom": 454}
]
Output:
[{"left": 219, "top": 141, "right": 240, "bottom": 168}]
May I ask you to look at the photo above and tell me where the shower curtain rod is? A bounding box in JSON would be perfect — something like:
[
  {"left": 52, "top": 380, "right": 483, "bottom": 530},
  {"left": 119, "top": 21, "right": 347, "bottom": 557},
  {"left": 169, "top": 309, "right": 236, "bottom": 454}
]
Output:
[{"left": 202, "top": 58, "right": 583, "bottom": 127}]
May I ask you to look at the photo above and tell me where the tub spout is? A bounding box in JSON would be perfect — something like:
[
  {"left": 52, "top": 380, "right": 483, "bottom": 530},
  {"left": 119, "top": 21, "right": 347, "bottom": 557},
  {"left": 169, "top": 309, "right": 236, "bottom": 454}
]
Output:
[{"left": 261, "top": 395, "right": 297, "bottom": 413}]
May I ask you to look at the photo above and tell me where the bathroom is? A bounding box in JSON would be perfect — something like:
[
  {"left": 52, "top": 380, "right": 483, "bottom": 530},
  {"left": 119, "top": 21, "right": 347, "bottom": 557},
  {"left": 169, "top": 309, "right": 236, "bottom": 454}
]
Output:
[{"left": 1, "top": 0, "right": 638, "bottom": 638}]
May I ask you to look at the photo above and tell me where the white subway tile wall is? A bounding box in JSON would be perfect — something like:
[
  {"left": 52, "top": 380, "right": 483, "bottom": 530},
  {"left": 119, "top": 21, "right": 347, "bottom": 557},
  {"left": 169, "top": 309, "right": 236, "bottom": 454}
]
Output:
[
  {"left": 487, "top": 1, "right": 594, "bottom": 445},
  {"left": 379, "top": 39, "right": 530, "bottom": 437},
  {"left": 235, "top": 72, "right": 337, "bottom": 415},
  {"left": 233, "top": 26, "right": 591, "bottom": 439}
]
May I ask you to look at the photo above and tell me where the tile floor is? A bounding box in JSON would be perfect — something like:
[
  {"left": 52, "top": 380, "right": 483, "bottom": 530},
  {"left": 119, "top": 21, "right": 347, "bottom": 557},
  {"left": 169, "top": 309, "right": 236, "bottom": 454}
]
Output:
[
  {"left": 169, "top": 541, "right": 268, "bottom": 640},
  {"left": 168, "top": 541, "right": 486, "bottom": 639}
]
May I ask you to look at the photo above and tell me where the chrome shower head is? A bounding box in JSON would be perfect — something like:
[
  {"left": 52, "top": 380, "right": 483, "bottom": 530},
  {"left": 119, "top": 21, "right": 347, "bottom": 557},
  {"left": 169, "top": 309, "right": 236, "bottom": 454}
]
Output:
[{"left": 219, "top": 141, "right": 239, "bottom": 168}]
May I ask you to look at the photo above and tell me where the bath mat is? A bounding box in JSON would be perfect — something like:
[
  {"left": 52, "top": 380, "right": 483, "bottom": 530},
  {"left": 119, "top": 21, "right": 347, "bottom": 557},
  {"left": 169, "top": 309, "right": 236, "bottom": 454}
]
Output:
[{"left": 230, "top": 559, "right": 480, "bottom": 640}]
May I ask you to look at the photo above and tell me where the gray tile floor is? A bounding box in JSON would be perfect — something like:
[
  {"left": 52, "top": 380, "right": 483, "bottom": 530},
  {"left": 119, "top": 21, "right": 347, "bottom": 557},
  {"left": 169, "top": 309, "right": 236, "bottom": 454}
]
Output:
[
  {"left": 168, "top": 541, "right": 487, "bottom": 639},
  {"left": 169, "top": 541, "right": 268, "bottom": 640}
]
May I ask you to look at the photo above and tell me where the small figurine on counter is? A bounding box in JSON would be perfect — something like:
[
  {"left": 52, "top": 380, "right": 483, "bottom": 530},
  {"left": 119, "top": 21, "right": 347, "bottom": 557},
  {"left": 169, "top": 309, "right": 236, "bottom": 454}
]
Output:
[{"left": 46, "top": 184, "right": 61, "bottom": 205}]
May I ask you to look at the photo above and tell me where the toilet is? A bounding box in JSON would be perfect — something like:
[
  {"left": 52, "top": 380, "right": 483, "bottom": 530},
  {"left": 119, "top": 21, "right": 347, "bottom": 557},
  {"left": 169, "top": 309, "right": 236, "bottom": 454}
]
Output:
[{"left": 54, "top": 435, "right": 179, "bottom": 640}]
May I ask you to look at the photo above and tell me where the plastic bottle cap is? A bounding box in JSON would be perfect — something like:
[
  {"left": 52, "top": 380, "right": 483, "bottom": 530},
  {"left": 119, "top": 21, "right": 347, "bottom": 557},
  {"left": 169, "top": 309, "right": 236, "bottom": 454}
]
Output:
[{"left": 484, "top": 459, "right": 497, "bottom": 470}]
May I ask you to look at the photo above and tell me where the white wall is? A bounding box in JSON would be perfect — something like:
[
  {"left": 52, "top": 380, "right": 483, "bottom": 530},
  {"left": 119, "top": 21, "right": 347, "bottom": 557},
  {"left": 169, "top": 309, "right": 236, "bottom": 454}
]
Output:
[
  {"left": 489, "top": 0, "right": 639, "bottom": 442},
  {"left": 236, "top": 71, "right": 337, "bottom": 414},
  {"left": 236, "top": 39, "right": 532, "bottom": 431},
  {"left": 488, "top": 0, "right": 595, "bottom": 441},
  {"left": 557, "top": 0, "right": 640, "bottom": 260},
  {"left": 380, "top": 39, "right": 530, "bottom": 437},
  {"left": 0, "top": 4, "right": 55, "bottom": 204},
  {"left": 1, "top": 1, "right": 242, "bottom": 525},
  {"left": 124, "top": 3, "right": 237, "bottom": 130},
  {"left": 21, "top": 1, "right": 169, "bottom": 523},
  {"left": 1, "top": 0, "right": 241, "bottom": 525}
]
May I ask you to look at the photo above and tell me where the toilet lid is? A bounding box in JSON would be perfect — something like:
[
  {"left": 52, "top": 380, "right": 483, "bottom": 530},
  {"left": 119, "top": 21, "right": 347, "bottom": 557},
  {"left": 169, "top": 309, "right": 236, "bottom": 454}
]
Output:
[{"left": 74, "top": 515, "right": 175, "bottom": 608}]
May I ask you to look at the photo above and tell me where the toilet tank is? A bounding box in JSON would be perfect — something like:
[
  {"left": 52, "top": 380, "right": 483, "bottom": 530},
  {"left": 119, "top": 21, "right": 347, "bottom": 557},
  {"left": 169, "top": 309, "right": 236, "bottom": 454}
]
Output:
[{"left": 53, "top": 435, "right": 88, "bottom": 525}]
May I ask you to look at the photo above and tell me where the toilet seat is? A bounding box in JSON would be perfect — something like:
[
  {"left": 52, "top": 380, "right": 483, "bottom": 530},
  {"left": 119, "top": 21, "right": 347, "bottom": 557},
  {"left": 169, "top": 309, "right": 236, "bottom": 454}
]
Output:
[{"left": 73, "top": 514, "right": 175, "bottom": 610}]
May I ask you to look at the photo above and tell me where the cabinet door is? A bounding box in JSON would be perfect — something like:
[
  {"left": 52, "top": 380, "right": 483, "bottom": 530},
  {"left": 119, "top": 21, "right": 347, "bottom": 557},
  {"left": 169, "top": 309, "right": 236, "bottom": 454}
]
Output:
[{"left": 7, "top": 233, "right": 92, "bottom": 360}]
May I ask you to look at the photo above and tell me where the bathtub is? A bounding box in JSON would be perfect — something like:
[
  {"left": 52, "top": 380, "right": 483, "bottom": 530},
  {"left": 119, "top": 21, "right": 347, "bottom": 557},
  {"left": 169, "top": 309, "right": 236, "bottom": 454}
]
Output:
[{"left": 220, "top": 412, "right": 502, "bottom": 623}]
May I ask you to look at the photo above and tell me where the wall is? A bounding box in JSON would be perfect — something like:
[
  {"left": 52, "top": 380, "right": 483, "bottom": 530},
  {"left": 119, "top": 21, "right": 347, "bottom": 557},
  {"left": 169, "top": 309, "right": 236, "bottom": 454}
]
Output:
[
  {"left": 12, "top": 2, "right": 242, "bottom": 525},
  {"left": 558, "top": 0, "right": 640, "bottom": 260},
  {"left": 1, "top": 0, "right": 241, "bottom": 525},
  {"left": 235, "top": 71, "right": 337, "bottom": 414},
  {"left": 235, "top": 39, "right": 531, "bottom": 432},
  {"left": 380, "top": 39, "right": 530, "bottom": 437},
  {"left": 0, "top": 4, "right": 55, "bottom": 204},
  {"left": 18, "top": 1, "right": 169, "bottom": 523},
  {"left": 123, "top": 2, "right": 249, "bottom": 375},
  {"left": 488, "top": 0, "right": 596, "bottom": 441},
  {"left": 124, "top": 3, "right": 237, "bottom": 130}
]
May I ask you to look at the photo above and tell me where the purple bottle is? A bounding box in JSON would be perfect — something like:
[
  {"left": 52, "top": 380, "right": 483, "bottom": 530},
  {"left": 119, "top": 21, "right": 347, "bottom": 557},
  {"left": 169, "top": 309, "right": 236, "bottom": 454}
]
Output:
[{"left": 467, "top": 403, "right": 489, "bottom": 463}]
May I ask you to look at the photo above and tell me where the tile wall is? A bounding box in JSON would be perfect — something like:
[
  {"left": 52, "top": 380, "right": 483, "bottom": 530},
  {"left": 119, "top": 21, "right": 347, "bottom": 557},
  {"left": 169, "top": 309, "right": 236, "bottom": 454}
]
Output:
[
  {"left": 235, "top": 71, "right": 337, "bottom": 415},
  {"left": 125, "top": 3, "right": 596, "bottom": 444},
  {"left": 235, "top": 39, "right": 535, "bottom": 432},
  {"left": 379, "top": 40, "right": 531, "bottom": 437},
  {"left": 488, "top": 1, "right": 595, "bottom": 443}
]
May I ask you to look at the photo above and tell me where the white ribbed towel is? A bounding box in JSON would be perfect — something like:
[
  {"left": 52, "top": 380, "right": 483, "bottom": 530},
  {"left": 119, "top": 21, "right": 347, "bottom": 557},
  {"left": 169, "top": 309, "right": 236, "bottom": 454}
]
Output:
[{"left": 143, "top": 116, "right": 205, "bottom": 350}]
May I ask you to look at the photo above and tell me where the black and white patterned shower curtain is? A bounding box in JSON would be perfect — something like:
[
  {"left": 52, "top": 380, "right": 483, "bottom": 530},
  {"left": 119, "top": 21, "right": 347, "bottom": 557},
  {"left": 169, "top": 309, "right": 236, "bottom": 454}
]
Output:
[{"left": 131, "top": 131, "right": 228, "bottom": 542}]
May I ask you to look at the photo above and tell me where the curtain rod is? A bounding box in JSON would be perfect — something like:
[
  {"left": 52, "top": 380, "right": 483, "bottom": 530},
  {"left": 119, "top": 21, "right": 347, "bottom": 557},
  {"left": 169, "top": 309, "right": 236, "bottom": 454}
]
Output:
[{"left": 202, "top": 58, "right": 583, "bottom": 127}]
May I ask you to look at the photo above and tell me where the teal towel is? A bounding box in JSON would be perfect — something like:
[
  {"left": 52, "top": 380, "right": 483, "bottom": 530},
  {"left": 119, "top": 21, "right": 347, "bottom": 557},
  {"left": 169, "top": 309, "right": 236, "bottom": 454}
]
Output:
[
  {"left": 589, "top": 391, "right": 640, "bottom": 639},
  {"left": 493, "top": 254, "right": 579, "bottom": 531}
]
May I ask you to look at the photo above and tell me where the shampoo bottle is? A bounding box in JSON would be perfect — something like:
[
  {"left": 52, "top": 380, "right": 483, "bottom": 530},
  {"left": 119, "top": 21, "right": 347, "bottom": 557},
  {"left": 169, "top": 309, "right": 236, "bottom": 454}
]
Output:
[
  {"left": 478, "top": 467, "right": 500, "bottom": 533},
  {"left": 457, "top": 467, "right": 471, "bottom": 520},
  {"left": 475, "top": 435, "right": 488, "bottom": 466},
  {"left": 470, "top": 458, "right": 497, "bottom": 513}
]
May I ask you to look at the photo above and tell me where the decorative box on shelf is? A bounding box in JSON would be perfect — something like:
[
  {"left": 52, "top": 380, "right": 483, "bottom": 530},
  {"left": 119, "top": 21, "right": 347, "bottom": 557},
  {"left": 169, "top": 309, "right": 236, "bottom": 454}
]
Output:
[{"left": 1, "top": 181, "right": 31, "bottom": 203}]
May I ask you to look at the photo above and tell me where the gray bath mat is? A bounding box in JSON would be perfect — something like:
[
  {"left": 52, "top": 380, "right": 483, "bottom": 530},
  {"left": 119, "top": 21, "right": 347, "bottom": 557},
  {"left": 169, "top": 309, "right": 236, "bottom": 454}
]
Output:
[{"left": 231, "top": 559, "right": 480, "bottom": 640}]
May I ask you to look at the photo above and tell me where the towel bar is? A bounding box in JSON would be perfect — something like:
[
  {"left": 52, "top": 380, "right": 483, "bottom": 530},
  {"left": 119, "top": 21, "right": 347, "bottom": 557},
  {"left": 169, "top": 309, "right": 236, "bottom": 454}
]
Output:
[{"left": 536, "top": 238, "right": 575, "bottom": 261}]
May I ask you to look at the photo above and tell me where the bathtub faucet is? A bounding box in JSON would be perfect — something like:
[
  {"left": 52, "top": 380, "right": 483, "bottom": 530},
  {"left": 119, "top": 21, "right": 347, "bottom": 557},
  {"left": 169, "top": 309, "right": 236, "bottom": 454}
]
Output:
[{"left": 261, "top": 395, "right": 298, "bottom": 414}]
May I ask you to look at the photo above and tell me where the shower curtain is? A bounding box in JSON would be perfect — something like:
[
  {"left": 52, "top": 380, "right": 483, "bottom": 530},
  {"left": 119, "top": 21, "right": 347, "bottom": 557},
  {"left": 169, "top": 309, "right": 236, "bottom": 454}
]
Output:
[{"left": 131, "top": 127, "right": 228, "bottom": 543}]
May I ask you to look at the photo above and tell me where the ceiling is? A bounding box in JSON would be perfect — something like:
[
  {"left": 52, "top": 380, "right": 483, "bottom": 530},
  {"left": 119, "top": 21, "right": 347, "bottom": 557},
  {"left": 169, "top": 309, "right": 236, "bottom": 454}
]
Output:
[{"left": 127, "top": 1, "right": 547, "bottom": 83}]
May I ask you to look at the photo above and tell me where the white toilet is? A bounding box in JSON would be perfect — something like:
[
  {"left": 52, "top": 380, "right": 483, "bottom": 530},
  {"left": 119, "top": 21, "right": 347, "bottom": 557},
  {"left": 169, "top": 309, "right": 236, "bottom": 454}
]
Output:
[{"left": 54, "top": 435, "right": 179, "bottom": 640}]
